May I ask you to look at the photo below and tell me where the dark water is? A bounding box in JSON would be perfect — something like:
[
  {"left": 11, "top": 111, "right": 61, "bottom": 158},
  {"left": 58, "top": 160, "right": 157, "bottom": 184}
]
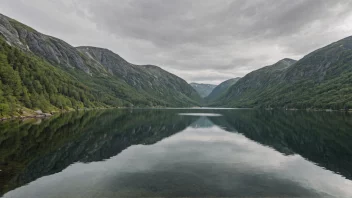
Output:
[{"left": 1, "top": 109, "right": 352, "bottom": 197}]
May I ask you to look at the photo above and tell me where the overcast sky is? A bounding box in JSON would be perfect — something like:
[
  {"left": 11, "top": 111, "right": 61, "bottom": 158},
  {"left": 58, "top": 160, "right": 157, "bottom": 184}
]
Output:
[{"left": 1, "top": 0, "right": 352, "bottom": 84}]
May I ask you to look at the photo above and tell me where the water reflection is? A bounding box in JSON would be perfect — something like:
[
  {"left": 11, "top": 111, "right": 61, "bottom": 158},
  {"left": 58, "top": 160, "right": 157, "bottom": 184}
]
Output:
[
  {"left": 0, "top": 109, "right": 197, "bottom": 195},
  {"left": 1, "top": 109, "right": 352, "bottom": 197},
  {"left": 210, "top": 110, "right": 352, "bottom": 180}
]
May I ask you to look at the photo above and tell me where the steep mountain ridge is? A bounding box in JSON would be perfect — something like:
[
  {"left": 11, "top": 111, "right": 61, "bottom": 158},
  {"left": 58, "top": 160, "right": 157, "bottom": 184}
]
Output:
[
  {"left": 0, "top": 13, "right": 200, "bottom": 116},
  {"left": 0, "top": 14, "right": 106, "bottom": 74},
  {"left": 218, "top": 36, "right": 352, "bottom": 109},
  {"left": 216, "top": 58, "right": 297, "bottom": 106},
  {"left": 77, "top": 47, "right": 200, "bottom": 103},
  {"left": 206, "top": 77, "right": 241, "bottom": 102},
  {"left": 283, "top": 36, "right": 352, "bottom": 83}
]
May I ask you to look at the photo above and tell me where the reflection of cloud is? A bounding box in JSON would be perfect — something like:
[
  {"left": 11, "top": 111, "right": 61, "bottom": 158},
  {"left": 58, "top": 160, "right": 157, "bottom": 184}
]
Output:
[
  {"left": 5, "top": 127, "right": 352, "bottom": 198},
  {"left": 189, "top": 117, "right": 215, "bottom": 128},
  {"left": 178, "top": 113, "right": 223, "bottom": 116}
]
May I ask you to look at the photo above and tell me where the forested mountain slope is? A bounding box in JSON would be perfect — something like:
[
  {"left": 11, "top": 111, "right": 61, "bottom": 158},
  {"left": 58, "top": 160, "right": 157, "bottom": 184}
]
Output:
[
  {"left": 217, "top": 36, "right": 352, "bottom": 109},
  {"left": 214, "top": 58, "right": 296, "bottom": 107},
  {"left": 77, "top": 47, "right": 200, "bottom": 105},
  {"left": 0, "top": 14, "right": 200, "bottom": 117}
]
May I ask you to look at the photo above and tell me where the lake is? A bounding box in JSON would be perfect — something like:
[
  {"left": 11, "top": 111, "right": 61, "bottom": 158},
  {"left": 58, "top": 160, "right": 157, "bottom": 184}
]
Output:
[{"left": 1, "top": 109, "right": 352, "bottom": 197}]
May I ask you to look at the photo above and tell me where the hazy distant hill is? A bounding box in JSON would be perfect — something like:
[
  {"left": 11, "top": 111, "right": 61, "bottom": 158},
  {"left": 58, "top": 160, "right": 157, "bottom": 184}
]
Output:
[
  {"left": 190, "top": 83, "right": 217, "bottom": 98},
  {"left": 206, "top": 77, "right": 241, "bottom": 102}
]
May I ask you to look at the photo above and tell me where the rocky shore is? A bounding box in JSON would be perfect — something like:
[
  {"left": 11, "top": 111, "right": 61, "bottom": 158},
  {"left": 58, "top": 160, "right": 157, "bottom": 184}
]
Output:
[{"left": 0, "top": 110, "right": 53, "bottom": 121}]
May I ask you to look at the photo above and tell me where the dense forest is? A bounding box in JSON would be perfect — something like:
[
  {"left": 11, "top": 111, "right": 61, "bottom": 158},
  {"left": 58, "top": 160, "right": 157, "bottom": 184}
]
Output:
[{"left": 0, "top": 38, "right": 102, "bottom": 116}]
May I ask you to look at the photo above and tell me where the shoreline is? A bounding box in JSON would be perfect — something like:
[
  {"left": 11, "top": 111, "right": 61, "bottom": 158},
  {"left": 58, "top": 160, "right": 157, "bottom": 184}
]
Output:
[
  {"left": 2, "top": 106, "right": 351, "bottom": 122},
  {"left": 0, "top": 107, "right": 118, "bottom": 122}
]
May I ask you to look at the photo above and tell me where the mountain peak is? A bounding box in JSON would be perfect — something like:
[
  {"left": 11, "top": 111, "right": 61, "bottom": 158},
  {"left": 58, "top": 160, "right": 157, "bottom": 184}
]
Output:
[
  {"left": 276, "top": 58, "right": 297, "bottom": 66},
  {"left": 76, "top": 46, "right": 112, "bottom": 53},
  {"left": 264, "top": 58, "right": 297, "bottom": 72},
  {"left": 279, "top": 58, "right": 297, "bottom": 63}
]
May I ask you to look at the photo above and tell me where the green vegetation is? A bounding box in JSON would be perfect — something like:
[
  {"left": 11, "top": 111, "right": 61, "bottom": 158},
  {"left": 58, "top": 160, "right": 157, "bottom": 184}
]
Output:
[
  {"left": 0, "top": 37, "right": 200, "bottom": 117},
  {"left": 0, "top": 38, "right": 101, "bottom": 116},
  {"left": 0, "top": 13, "right": 201, "bottom": 117},
  {"left": 217, "top": 73, "right": 352, "bottom": 110},
  {"left": 215, "top": 37, "right": 352, "bottom": 110}
]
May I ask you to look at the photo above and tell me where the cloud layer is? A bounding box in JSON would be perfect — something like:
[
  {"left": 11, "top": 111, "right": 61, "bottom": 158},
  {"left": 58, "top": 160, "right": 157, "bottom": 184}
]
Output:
[{"left": 1, "top": 0, "right": 352, "bottom": 84}]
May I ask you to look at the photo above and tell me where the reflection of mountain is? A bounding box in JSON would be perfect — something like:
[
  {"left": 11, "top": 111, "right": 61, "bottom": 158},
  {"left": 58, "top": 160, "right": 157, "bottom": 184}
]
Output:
[
  {"left": 209, "top": 110, "right": 352, "bottom": 180},
  {"left": 0, "top": 109, "right": 197, "bottom": 195},
  {"left": 190, "top": 117, "right": 215, "bottom": 128},
  {"left": 2, "top": 109, "right": 352, "bottom": 196}
]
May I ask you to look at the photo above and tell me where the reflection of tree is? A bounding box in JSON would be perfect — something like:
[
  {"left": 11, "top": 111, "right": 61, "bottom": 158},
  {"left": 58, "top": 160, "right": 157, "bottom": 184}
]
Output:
[
  {"left": 0, "top": 109, "right": 197, "bottom": 195},
  {"left": 210, "top": 110, "right": 352, "bottom": 180},
  {"left": 2, "top": 109, "right": 352, "bottom": 195}
]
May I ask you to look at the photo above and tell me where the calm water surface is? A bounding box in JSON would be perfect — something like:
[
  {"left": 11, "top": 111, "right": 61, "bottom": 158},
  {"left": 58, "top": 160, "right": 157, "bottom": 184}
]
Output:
[{"left": 1, "top": 109, "right": 352, "bottom": 197}]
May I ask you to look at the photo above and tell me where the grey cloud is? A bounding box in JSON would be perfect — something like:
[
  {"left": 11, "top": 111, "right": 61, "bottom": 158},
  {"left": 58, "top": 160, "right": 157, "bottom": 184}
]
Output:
[{"left": 1, "top": 0, "right": 352, "bottom": 83}]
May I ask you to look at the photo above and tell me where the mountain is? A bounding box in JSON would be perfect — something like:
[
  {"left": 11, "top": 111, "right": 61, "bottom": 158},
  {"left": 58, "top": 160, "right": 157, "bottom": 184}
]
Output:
[
  {"left": 77, "top": 47, "right": 200, "bottom": 104},
  {"left": 206, "top": 77, "right": 241, "bottom": 102},
  {"left": 215, "top": 58, "right": 296, "bottom": 107},
  {"left": 218, "top": 36, "right": 352, "bottom": 109},
  {"left": 190, "top": 83, "right": 217, "bottom": 98},
  {"left": 0, "top": 13, "right": 200, "bottom": 117}
]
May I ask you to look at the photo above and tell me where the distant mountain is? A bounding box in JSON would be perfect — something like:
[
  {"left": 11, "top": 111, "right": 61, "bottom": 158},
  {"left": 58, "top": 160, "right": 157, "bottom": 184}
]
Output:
[
  {"left": 0, "top": 13, "right": 200, "bottom": 116},
  {"left": 190, "top": 83, "right": 217, "bottom": 98},
  {"left": 217, "top": 36, "right": 352, "bottom": 109},
  {"left": 206, "top": 77, "right": 241, "bottom": 102}
]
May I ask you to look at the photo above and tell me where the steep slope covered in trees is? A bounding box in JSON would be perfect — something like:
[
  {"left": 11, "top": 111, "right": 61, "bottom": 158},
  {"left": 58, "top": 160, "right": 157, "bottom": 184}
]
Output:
[
  {"left": 217, "top": 36, "right": 352, "bottom": 109},
  {"left": 0, "top": 14, "right": 200, "bottom": 116},
  {"left": 0, "top": 38, "right": 107, "bottom": 116},
  {"left": 215, "top": 58, "right": 296, "bottom": 107},
  {"left": 77, "top": 47, "right": 200, "bottom": 105}
]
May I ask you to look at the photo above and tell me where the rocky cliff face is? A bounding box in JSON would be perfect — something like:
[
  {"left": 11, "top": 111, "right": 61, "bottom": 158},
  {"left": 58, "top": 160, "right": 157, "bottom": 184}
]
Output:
[
  {"left": 189, "top": 83, "right": 217, "bottom": 98},
  {"left": 0, "top": 14, "right": 102, "bottom": 74}
]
